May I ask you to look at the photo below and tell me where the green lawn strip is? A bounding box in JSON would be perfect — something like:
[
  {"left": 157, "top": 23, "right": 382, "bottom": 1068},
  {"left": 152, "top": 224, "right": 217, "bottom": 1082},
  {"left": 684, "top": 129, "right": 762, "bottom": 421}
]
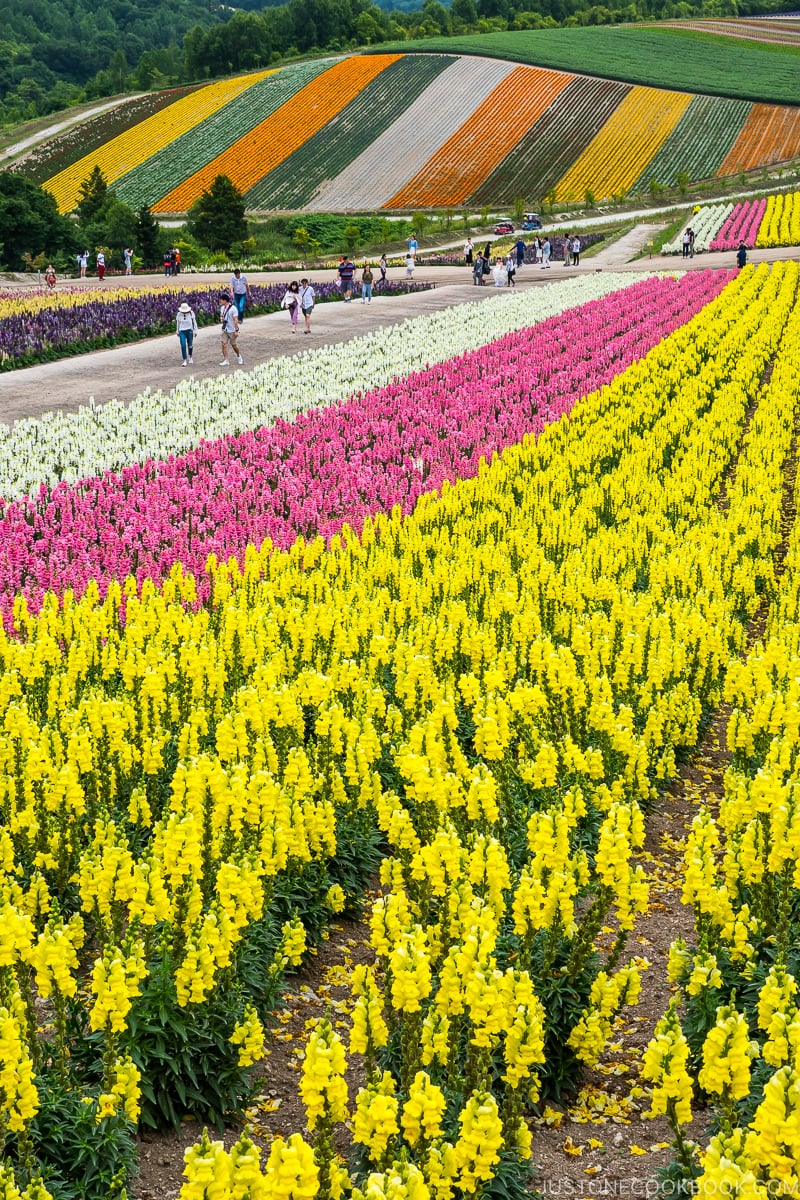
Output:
[
  {"left": 15, "top": 88, "right": 202, "bottom": 186},
  {"left": 244, "top": 55, "right": 455, "bottom": 209},
  {"left": 634, "top": 210, "right": 689, "bottom": 257},
  {"left": 628, "top": 93, "right": 752, "bottom": 193},
  {"left": 368, "top": 29, "right": 800, "bottom": 105},
  {"left": 113, "top": 61, "right": 334, "bottom": 210},
  {"left": 469, "top": 74, "right": 630, "bottom": 207}
]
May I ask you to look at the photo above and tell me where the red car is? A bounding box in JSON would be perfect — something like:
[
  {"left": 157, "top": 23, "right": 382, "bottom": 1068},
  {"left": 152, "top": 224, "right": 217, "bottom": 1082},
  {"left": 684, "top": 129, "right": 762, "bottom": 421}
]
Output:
[{"left": 493, "top": 220, "right": 515, "bottom": 234}]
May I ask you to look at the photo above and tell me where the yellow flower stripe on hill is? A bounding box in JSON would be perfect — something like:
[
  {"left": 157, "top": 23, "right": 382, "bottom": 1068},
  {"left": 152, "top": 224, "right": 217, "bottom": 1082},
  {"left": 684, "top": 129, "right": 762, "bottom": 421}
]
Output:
[
  {"left": 154, "top": 55, "right": 402, "bottom": 213},
  {"left": 44, "top": 70, "right": 274, "bottom": 214},
  {"left": 554, "top": 85, "right": 691, "bottom": 203},
  {"left": 386, "top": 64, "right": 573, "bottom": 209}
]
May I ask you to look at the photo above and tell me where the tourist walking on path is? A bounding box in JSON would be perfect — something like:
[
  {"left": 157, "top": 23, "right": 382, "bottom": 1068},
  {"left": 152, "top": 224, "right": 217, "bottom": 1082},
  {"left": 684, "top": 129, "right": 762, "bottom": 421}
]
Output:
[
  {"left": 737, "top": 242, "right": 748, "bottom": 270},
  {"left": 564, "top": 236, "right": 572, "bottom": 267},
  {"left": 407, "top": 233, "right": 418, "bottom": 258},
  {"left": 505, "top": 254, "right": 516, "bottom": 286},
  {"left": 123, "top": 247, "right": 133, "bottom": 275},
  {"left": 299, "top": 278, "right": 315, "bottom": 334},
  {"left": 473, "top": 252, "right": 484, "bottom": 285},
  {"left": 464, "top": 236, "right": 473, "bottom": 266},
  {"left": 281, "top": 281, "right": 300, "bottom": 332},
  {"left": 77, "top": 250, "right": 88, "bottom": 278},
  {"left": 682, "top": 228, "right": 691, "bottom": 258},
  {"left": 163, "top": 249, "right": 172, "bottom": 276},
  {"left": 534, "top": 237, "right": 542, "bottom": 265},
  {"left": 688, "top": 227, "right": 695, "bottom": 258},
  {"left": 541, "top": 238, "right": 551, "bottom": 268},
  {"left": 96, "top": 249, "right": 105, "bottom": 280},
  {"left": 405, "top": 253, "right": 415, "bottom": 278},
  {"left": 338, "top": 256, "right": 355, "bottom": 301},
  {"left": 571, "top": 235, "right": 581, "bottom": 266},
  {"left": 176, "top": 301, "right": 198, "bottom": 365},
  {"left": 230, "top": 268, "right": 250, "bottom": 320},
  {"left": 514, "top": 237, "right": 526, "bottom": 269},
  {"left": 379, "top": 254, "right": 387, "bottom": 287},
  {"left": 361, "top": 263, "right": 373, "bottom": 303},
  {"left": 219, "top": 293, "right": 243, "bottom": 365},
  {"left": 44, "top": 263, "right": 56, "bottom": 290}
]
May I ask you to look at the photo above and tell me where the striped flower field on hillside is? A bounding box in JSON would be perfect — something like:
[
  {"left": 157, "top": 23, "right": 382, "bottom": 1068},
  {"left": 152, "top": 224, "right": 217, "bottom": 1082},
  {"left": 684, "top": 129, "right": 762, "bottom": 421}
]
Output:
[
  {"left": 28, "top": 53, "right": 800, "bottom": 213},
  {"left": 3, "top": 263, "right": 800, "bottom": 1200}
]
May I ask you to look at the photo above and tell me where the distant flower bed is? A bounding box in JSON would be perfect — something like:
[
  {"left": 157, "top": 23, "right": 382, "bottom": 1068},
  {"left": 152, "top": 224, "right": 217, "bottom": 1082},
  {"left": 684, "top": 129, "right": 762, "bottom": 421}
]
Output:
[{"left": 0, "top": 279, "right": 431, "bottom": 371}]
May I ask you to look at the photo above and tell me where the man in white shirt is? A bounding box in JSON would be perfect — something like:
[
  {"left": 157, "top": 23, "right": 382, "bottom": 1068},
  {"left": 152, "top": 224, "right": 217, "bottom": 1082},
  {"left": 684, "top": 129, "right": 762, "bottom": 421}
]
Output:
[{"left": 230, "top": 268, "right": 250, "bottom": 321}]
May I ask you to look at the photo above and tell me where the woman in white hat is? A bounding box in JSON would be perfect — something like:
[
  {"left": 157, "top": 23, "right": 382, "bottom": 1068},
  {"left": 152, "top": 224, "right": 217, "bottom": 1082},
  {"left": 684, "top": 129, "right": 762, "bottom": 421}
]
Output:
[{"left": 176, "top": 300, "right": 198, "bottom": 366}]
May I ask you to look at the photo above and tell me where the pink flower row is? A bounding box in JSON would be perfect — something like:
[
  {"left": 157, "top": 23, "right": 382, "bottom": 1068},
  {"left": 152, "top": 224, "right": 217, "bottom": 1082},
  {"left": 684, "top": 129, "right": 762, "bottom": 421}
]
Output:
[
  {"left": 710, "top": 199, "right": 767, "bottom": 251},
  {"left": 2, "top": 272, "right": 731, "bottom": 624}
]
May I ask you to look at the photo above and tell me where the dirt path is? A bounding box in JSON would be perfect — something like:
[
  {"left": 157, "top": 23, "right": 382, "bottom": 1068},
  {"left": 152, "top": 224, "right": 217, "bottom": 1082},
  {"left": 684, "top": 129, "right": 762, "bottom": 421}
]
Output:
[{"left": 589, "top": 223, "right": 667, "bottom": 268}]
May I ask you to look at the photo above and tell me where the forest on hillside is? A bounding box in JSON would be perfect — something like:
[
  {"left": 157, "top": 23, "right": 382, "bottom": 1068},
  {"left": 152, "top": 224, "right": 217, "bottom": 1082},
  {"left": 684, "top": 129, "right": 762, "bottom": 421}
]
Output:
[{"left": 0, "top": 0, "right": 795, "bottom": 128}]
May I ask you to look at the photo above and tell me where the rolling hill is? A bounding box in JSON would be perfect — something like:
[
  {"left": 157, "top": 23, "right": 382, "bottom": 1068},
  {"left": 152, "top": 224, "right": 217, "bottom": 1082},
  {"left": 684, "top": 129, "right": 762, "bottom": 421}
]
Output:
[{"left": 16, "top": 39, "right": 800, "bottom": 215}]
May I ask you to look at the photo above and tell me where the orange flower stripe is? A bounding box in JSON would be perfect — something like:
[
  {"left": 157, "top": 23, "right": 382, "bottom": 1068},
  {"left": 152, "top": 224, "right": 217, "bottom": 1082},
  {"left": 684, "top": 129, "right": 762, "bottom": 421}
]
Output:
[
  {"left": 386, "top": 65, "right": 574, "bottom": 209},
  {"left": 554, "top": 85, "right": 692, "bottom": 203},
  {"left": 154, "top": 55, "right": 403, "bottom": 212},
  {"left": 716, "top": 103, "right": 800, "bottom": 176},
  {"left": 44, "top": 71, "right": 274, "bottom": 213}
]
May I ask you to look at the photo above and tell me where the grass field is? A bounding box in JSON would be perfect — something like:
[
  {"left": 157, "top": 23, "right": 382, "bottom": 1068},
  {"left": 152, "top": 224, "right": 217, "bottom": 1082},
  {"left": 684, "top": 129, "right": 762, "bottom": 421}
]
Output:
[{"left": 370, "top": 27, "right": 800, "bottom": 105}]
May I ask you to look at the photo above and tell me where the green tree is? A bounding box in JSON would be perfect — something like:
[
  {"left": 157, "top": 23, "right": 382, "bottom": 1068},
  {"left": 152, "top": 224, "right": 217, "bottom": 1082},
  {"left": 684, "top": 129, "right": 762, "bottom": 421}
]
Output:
[
  {"left": 512, "top": 195, "right": 525, "bottom": 223},
  {"left": 451, "top": 0, "right": 479, "bottom": 23},
  {"left": 0, "top": 174, "right": 73, "bottom": 270},
  {"left": 76, "top": 166, "right": 108, "bottom": 222},
  {"left": 135, "top": 204, "right": 161, "bottom": 266},
  {"left": 293, "top": 225, "right": 312, "bottom": 258},
  {"left": 187, "top": 175, "right": 248, "bottom": 254},
  {"left": 584, "top": 186, "right": 596, "bottom": 209},
  {"left": 342, "top": 223, "right": 362, "bottom": 253}
]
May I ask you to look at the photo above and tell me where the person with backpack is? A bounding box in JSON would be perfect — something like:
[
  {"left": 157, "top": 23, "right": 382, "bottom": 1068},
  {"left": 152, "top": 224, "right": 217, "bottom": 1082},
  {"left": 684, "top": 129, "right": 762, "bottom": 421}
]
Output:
[{"left": 219, "top": 293, "right": 243, "bottom": 365}]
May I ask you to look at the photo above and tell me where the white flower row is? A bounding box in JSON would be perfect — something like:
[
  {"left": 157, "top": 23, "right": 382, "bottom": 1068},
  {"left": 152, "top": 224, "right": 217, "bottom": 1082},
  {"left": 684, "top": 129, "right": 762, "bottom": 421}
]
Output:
[
  {"left": 0, "top": 273, "right": 651, "bottom": 501},
  {"left": 663, "top": 204, "right": 733, "bottom": 255}
]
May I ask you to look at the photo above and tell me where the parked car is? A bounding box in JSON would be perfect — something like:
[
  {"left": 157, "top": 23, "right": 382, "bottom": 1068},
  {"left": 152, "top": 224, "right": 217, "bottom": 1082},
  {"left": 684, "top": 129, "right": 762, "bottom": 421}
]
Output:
[{"left": 493, "top": 220, "right": 515, "bottom": 234}]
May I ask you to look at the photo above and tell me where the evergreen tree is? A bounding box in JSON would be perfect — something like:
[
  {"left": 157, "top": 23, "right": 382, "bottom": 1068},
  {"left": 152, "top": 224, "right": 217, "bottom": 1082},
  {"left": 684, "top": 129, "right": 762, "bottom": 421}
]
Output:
[
  {"left": 187, "top": 175, "right": 248, "bottom": 254},
  {"left": 76, "top": 166, "right": 108, "bottom": 222},
  {"left": 135, "top": 204, "right": 162, "bottom": 267}
]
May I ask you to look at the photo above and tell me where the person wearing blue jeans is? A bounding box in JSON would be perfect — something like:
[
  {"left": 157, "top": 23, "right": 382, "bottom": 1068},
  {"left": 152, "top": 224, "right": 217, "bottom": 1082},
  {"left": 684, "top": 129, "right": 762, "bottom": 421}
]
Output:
[
  {"left": 175, "top": 301, "right": 198, "bottom": 366},
  {"left": 230, "top": 268, "right": 250, "bottom": 320},
  {"left": 361, "top": 263, "right": 373, "bottom": 303}
]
